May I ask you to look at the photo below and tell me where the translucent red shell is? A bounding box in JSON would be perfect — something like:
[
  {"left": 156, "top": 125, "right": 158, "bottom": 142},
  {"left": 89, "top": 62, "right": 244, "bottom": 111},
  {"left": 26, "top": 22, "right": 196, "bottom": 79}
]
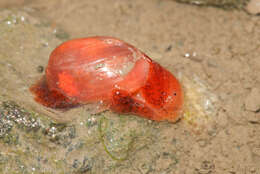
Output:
[{"left": 30, "top": 36, "right": 183, "bottom": 122}]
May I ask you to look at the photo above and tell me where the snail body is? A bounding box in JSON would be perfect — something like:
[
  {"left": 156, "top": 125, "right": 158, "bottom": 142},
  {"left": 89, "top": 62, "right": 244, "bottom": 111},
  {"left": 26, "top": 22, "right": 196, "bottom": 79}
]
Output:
[{"left": 30, "top": 36, "right": 183, "bottom": 122}]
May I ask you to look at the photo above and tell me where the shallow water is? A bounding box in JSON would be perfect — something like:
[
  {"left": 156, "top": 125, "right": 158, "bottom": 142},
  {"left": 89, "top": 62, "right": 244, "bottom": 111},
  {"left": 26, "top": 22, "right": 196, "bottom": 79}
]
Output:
[{"left": 0, "top": 0, "right": 260, "bottom": 174}]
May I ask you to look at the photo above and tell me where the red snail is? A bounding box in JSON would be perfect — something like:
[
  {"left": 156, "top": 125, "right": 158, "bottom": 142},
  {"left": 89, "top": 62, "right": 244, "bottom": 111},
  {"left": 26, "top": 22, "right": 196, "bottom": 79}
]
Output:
[{"left": 30, "top": 36, "right": 183, "bottom": 122}]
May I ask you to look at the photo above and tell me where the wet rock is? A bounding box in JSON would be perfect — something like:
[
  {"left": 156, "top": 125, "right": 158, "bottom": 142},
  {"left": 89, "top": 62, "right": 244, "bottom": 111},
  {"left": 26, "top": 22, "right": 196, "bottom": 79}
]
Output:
[
  {"left": 244, "top": 88, "right": 260, "bottom": 112},
  {"left": 78, "top": 157, "right": 93, "bottom": 173},
  {"left": 71, "top": 157, "right": 93, "bottom": 173},
  {"left": 43, "top": 123, "right": 76, "bottom": 147},
  {"left": 0, "top": 118, "right": 13, "bottom": 137},
  {"left": 1, "top": 101, "right": 41, "bottom": 132},
  {"left": 174, "top": 0, "right": 248, "bottom": 9},
  {"left": 246, "top": 0, "right": 260, "bottom": 15}
]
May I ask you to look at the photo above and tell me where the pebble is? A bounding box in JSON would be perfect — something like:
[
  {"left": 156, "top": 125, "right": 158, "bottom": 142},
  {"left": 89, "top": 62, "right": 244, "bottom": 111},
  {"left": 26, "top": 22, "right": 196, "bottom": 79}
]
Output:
[
  {"left": 252, "top": 146, "right": 260, "bottom": 156},
  {"left": 244, "top": 88, "right": 260, "bottom": 112},
  {"left": 246, "top": 0, "right": 260, "bottom": 15},
  {"left": 197, "top": 139, "right": 207, "bottom": 147}
]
